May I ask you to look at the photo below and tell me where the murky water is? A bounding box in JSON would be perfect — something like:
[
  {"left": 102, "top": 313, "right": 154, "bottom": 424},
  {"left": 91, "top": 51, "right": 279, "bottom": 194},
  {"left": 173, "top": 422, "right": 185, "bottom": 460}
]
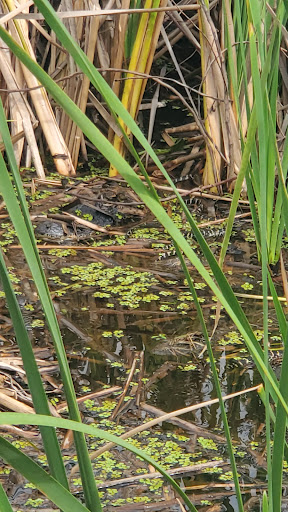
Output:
[
  {"left": 54, "top": 246, "right": 276, "bottom": 511},
  {"left": 2, "top": 217, "right": 286, "bottom": 511}
]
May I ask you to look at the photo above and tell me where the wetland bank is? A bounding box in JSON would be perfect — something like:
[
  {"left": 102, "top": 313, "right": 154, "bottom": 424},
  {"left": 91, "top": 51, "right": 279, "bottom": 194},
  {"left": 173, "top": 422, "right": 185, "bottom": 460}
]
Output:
[{"left": 0, "top": 172, "right": 286, "bottom": 511}]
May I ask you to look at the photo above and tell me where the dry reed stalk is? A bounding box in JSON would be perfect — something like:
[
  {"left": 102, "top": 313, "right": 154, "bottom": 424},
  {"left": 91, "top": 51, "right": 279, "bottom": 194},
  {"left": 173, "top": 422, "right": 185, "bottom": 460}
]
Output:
[
  {"left": 154, "top": 0, "right": 203, "bottom": 60},
  {"left": 107, "top": 0, "right": 130, "bottom": 143},
  {"left": 0, "top": 121, "right": 39, "bottom": 152},
  {"left": 47, "top": 0, "right": 105, "bottom": 168},
  {"left": 69, "top": 0, "right": 100, "bottom": 167},
  {"left": 1, "top": 0, "right": 75, "bottom": 176},
  {"left": 198, "top": 1, "right": 221, "bottom": 191},
  {"left": 198, "top": 1, "right": 242, "bottom": 191},
  {"left": 0, "top": 41, "right": 45, "bottom": 176},
  {"left": 109, "top": 0, "right": 167, "bottom": 176},
  {"left": 50, "top": 0, "right": 83, "bottom": 162}
]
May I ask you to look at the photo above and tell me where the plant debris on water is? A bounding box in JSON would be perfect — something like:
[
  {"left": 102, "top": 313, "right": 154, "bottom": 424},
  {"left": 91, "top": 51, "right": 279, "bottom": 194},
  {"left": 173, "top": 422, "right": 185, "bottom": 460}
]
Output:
[{"left": 0, "top": 174, "right": 286, "bottom": 511}]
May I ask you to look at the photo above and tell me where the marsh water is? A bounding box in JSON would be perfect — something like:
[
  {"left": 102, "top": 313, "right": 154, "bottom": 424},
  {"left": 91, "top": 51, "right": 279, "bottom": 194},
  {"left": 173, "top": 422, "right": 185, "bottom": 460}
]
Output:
[
  {"left": 57, "top": 244, "right": 275, "bottom": 512},
  {"left": 1, "top": 209, "right": 286, "bottom": 512}
]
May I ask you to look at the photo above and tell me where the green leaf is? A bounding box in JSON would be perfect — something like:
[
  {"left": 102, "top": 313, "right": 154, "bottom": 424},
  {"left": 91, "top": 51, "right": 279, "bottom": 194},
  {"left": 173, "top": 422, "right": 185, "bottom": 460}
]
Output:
[
  {"left": 0, "top": 247, "right": 68, "bottom": 488},
  {"left": 0, "top": 482, "right": 14, "bottom": 512}
]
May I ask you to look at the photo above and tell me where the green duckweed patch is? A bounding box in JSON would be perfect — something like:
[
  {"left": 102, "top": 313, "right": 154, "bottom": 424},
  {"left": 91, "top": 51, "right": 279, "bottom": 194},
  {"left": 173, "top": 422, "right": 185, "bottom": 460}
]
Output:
[
  {"left": 24, "top": 498, "right": 44, "bottom": 508},
  {"left": 218, "top": 331, "right": 246, "bottom": 347},
  {"left": 0, "top": 222, "right": 17, "bottom": 247},
  {"left": 219, "top": 470, "right": 240, "bottom": 482},
  {"left": 53, "top": 261, "right": 195, "bottom": 312},
  {"left": 58, "top": 262, "right": 162, "bottom": 309},
  {"left": 241, "top": 282, "right": 254, "bottom": 291},
  {"left": 48, "top": 248, "right": 77, "bottom": 257},
  {"left": 198, "top": 437, "right": 218, "bottom": 451}
]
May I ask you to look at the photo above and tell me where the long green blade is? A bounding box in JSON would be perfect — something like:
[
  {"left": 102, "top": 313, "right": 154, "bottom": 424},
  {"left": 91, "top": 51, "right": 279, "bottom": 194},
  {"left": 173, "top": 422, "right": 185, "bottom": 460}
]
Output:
[
  {"left": 0, "top": 248, "right": 68, "bottom": 488},
  {"left": 0, "top": 482, "right": 14, "bottom": 512}
]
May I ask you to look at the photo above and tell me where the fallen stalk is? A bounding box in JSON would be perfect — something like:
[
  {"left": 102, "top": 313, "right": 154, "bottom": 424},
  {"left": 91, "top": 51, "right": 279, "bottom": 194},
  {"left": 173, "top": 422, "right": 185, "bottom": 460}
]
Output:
[
  {"left": 69, "top": 384, "right": 261, "bottom": 479},
  {"left": 96, "top": 460, "right": 226, "bottom": 489}
]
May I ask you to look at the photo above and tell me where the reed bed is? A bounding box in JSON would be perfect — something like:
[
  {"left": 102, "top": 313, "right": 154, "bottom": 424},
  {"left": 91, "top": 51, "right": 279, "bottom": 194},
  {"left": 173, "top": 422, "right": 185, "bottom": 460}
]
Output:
[{"left": 0, "top": 1, "right": 287, "bottom": 511}]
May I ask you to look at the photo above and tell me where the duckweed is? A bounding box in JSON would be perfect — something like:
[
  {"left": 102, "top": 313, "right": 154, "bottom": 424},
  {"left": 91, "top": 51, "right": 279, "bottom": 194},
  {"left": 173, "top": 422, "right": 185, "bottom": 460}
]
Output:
[
  {"left": 23, "top": 303, "right": 34, "bottom": 311},
  {"left": 24, "top": 483, "right": 37, "bottom": 489},
  {"left": 48, "top": 248, "right": 77, "bottom": 257},
  {"left": 241, "top": 282, "right": 254, "bottom": 290},
  {"left": 129, "top": 228, "right": 162, "bottom": 240},
  {"left": 204, "top": 466, "right": 223, "bottom": 474},
  {"left": 60, "top": 262, "right": 163, "bottom": 309},
  {"left": 110, "top": 361, "right": 123, "bottom": 368},
  {"left": 0, "top": 222, "right": 17, "bottom": 246},
  {"left": 219, "top": 470, "right": 240, "bottom": 481},
  {"left": 178, "top": 362, "right": 197, "bottom": 371},
  {"left": 139, "top": 477, "right": 163, "bottom": 492},
  {"left": 218, "top": 331, "right": 244, "bottom": 346},
  {"left": 103, "top": 331, "right": 113, "bottom": 337},
  {"left": 159, "top": 304, "right": 172, "bottom": 311},
  {"left": 243, "top": 228, "right": 255, "bottom": 242},
  {"left": 0, "top": 468, "right": 10, "bottom": 475},
  {"left": 31, "top": 319, "right": 45, "bottom": 328},
  {"left": 198, "top": 437, "right": 218, "bottom": 451},
  {"left": 24, "top": 498, "right": 44, "bottom": 507},
  {"left": 7, "top": 267, "right": 20, "bottom": 284}
]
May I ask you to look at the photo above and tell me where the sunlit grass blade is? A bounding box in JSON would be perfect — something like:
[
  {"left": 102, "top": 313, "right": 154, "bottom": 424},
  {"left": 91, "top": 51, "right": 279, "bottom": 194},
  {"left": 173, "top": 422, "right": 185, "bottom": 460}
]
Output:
[
  {"left": 268, "top": 273, "right": 287, "bottom": 341},
  {"left": 262, "top": 491, "right": 269, "bottom": 512},
  {"left": 175, "top": 249, "right": 244, "bottom": 512},
  {"left": 0, "top": 414, "right": 198, "bottom": 512},
  {"left": 247, "top": 5, "right": 272, "bottom": 494},
  {"left": 270, "top": 103, "right": 288, "bottom": 262},
  {"left": 0, "top": 483, "right": 14, "bottom": 512},
  {"left": 218, "top": 106, "right": 257, "bottom": 269},
  {"left": 125, "top": 0, "right": 142, "bottom": 58},
  {"left": 0, "top": 95, "right": 102, "bottom": 511},
  {"left": 271, "top": 330, "right": 288, "bottom": 512}
]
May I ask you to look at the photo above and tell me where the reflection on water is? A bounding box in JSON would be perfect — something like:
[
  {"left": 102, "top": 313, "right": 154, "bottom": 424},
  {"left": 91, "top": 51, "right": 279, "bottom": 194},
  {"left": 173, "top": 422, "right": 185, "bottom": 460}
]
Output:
[
  {"left": 4, "top": 222, "right": 286, "bottom": 511},
  {"left": 56, "top": 251, "right": 280, "bottom": 511}
]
